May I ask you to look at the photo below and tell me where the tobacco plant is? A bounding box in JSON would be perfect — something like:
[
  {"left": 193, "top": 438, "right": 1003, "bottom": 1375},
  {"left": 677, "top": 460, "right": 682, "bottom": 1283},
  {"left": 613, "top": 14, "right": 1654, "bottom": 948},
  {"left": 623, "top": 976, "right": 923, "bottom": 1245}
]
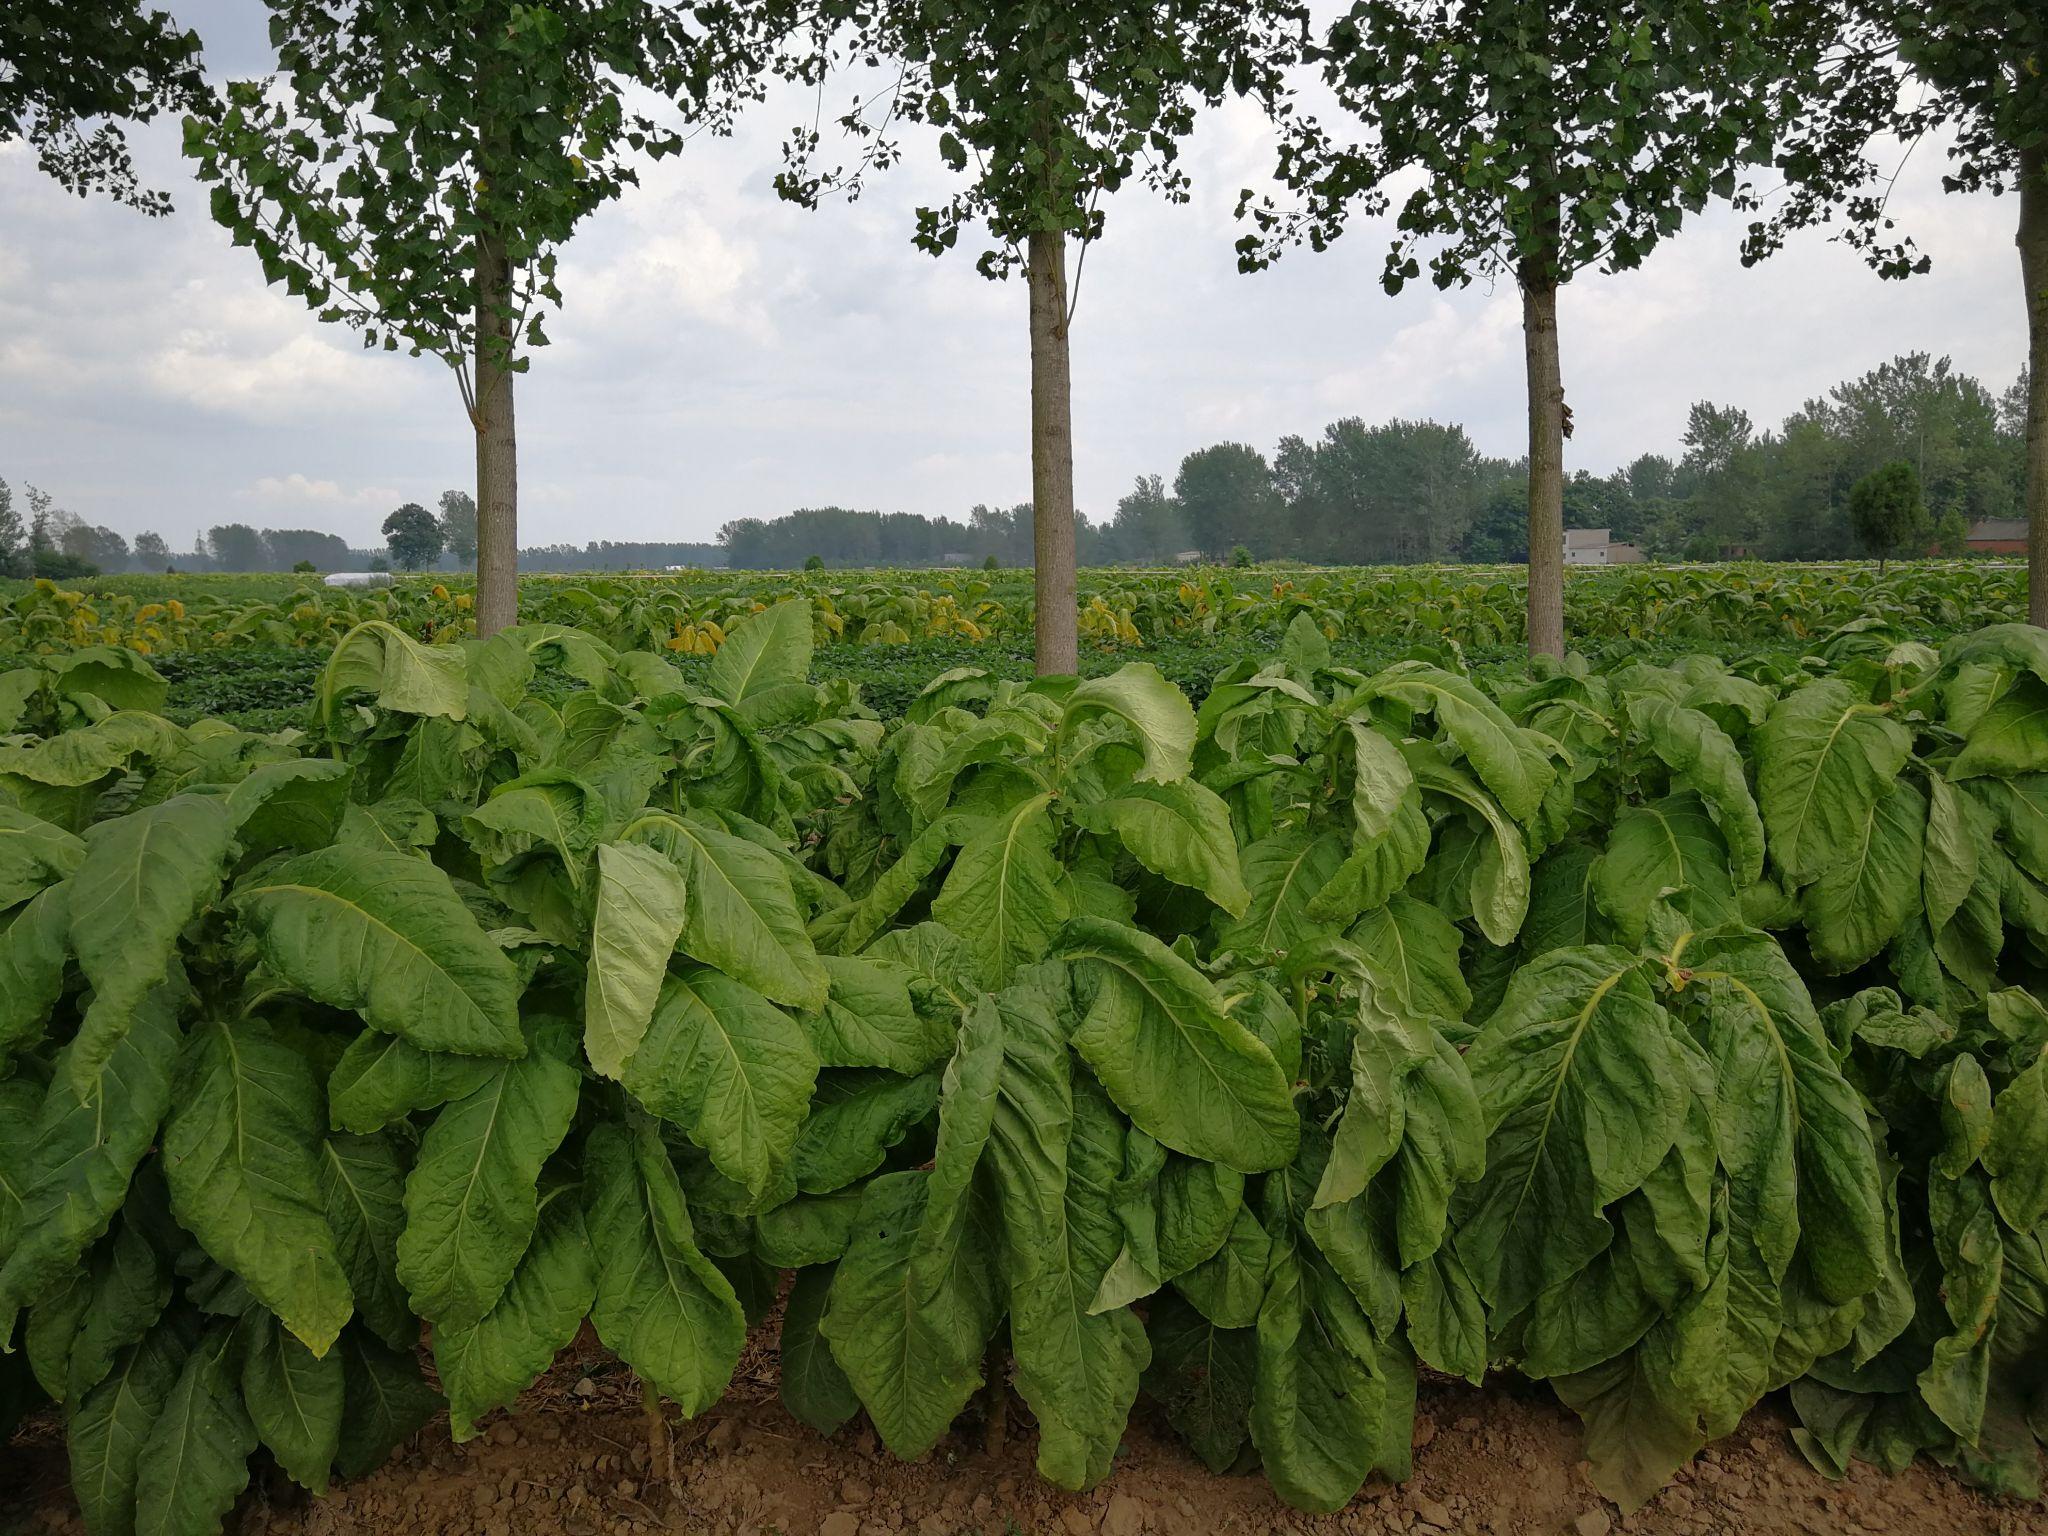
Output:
[{"left": 0, "top": 605, "right": 2045, "bottom": 1534}]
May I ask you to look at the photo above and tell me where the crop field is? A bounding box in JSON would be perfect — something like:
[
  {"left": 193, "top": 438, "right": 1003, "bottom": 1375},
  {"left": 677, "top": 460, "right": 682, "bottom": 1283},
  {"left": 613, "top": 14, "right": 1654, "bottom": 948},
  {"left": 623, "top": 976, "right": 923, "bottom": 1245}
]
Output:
[{"left": 2, "top": 568, "right": 2046, "bottom": 1536}]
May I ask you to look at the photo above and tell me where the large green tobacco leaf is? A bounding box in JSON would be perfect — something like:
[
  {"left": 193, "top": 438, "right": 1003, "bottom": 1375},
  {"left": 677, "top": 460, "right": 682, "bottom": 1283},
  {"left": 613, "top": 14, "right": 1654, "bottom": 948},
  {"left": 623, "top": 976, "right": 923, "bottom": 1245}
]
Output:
[
  {"left": 334, "top": 1329, "right": 439, "bottom": 1479},
  {"left": 237, "top": 847, "right": 524, "bottom": 1058},
  {"left": 1344, "top": 720, "right": 1414, "bottom": 842},
  {"left": 0, "top": 881, "right": 74, "bottom": 1070},
  {"left": 931, "top": 793, "right": 1069, "bottom": 987},
  {"left": 0, "top": 803, "right": 84, "bottom": 910},
  {"left": 1403, "top": 749, "right": 1530, "bottom": 945},
  {"left": 1986, "top": 1047, "right": 2048, "bottom": 1232},
  {"left": 133, "top": 1324, "right": 258, "bottom": 1536},
  {"left": 821, "top": 1169, "right": 1002, "bottom": 1459},
  {"left": 1363, "top": 661, "right": 1554, "bottom": 823},
  {"left": 1802, "top": 781, "right": 1926, "bottom": 973},
  {"left": 1251, "top": 1155, "right": 1412, "bottom": 1514},
  {"left": 1058, "top": 664, "right": 1198, "bottom": 783},
  {"left": 1142, "top": 1289, "right": 1257, "bottom": 1473},
  {"left": 326, "top": 1030, "right": 496, "bottom": 1135},
  {"left": 68, "top": 1315, "right": 194, "bottom": 1536},
  {"left": 625, "top": 814, "right": 829, "bottom": 1010},
  {"left": 1307, "top": 787, "right": 1430, "bottom": 924},
  {"left": 1950, "top": 672, "right": 2048, "bottom": 779},
  {"left": 1346, "top": 896, "right": 1471, "bottom": 1026},
  {"left": 791, "top": 1069, "right": 942, "bottom": 1193},
  {"left": 1922, "top": 773, "right": 1980, "bottom": 934},
  {"left": 395, "top": 1027, "right": 581, "bottom": 1330},
  {"left": 584, "top": 1118, "right": 745, "bottom": 1417},
  {"left": 437, "top": 1182, "right": 597, "bottom": 1441},
  {"left": 985, "top": 973, "right": 1148, "bottom": 1489},
  {"left": 1593, "top": 793, "right": 1737, "bottom": 945},
  {"left": 1756, "top": 681, "right": 1911, "bottom": 885},
  {"left": 239, "top": 1309, "right": 343, "bottom": 1492},
  {"left": 1677, "top": 929, "right": 1887, "bottom": 1305},
  {"left": 317, "top": 1132, "right": 411, "bottom": 1351},
  {"left": 1070, "top": 778, "right": 1249, "bottom": 917},
  {"left": 705, "top": 599, "right": 813, "bottom": 706},
  {"left": 1626, "top": 696, "right": 1766, "bottom": 887},
  {"left": 162, "top": 1016, "right": 355, "bottom": 1355},
  {"left": 225, "top": 758, "right": 354, "bottom": 856},
  {"left": 779, "top": 1263, "right": 859, "bottom": 1436},
  {"left": 622, "top": 966, "right": 818, "bottom": 1200},
  {"left": 805, "top": 954, "right": 951, "bottom": 1074},
  {"left": 1455, "top": 947, "right": 1687, "bottom": 1322},
  {"left": 318, "top": 619, "right": 468, "bottom": 724},
  {"left": 0, "top": 981, "right": 183, "bottom": 1342},
  {"left": 1060, "top": 918, "right": 1296, "bottom": 1172},
  {"left": 32, "top": 1213, "right": 171, "bottom": 1406},
  {"left": 584, "top": 840, "right": 689, "bottom": 1078},
  {"left": 65, "top": 794, "right": 235, "bottom": 1090},
  {"left": 1220, "top": 830, "right": 1347, "bottom": 958}
]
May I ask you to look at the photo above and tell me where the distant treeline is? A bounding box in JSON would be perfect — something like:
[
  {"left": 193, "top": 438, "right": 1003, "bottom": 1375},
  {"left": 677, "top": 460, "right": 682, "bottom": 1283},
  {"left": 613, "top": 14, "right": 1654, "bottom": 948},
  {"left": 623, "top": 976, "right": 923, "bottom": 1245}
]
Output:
[
  {"left": 719, "top": 352, "right": 2030, "bottom": 567},
  {"left": 4, "top": 351, "right": 2026, "bottom": 578}
]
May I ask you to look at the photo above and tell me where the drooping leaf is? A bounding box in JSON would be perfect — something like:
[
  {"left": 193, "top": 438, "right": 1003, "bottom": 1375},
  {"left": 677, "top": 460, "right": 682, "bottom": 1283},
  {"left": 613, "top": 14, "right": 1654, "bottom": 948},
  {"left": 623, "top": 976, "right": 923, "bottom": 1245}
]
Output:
[
  {"left": 1071, "top": 779, "right": 1249, "bottom": 917},
  {"left": 584, "top": 1117, "right": 745, "bottom": 1417},
  {"left": 133, "top": 1324, "right": 258, "bottom": 1536},
  {"left": 239, "top": 1309, "right": 343, "bottom": 1492},
  {"left": 162, "top": 1015, "right": 354, "bottom": 1356},
  {"left": 931, "top": 793, "right": 1069, "bottom": 987},
  {"left": 1060, "top": 917, "right": 1296, "bottom": 1173},
  {"left": 622, "top": 967, "right": 818, "bottom": 1200},
  {"left": 437, "top": 1181, "right": 597, "bottom": 1441},
  {"left": 237, "top": 847, "right": 524, "bottom": 1058},
  {"left": 395, "top": 1026, "right": 581, "bottom": 1330},
  {"left": 1757, "top": 681, "right": 1911, "bottom": 885},
  {"left": 779, "top": 1264, "right": 859, "bottom": 1438}
]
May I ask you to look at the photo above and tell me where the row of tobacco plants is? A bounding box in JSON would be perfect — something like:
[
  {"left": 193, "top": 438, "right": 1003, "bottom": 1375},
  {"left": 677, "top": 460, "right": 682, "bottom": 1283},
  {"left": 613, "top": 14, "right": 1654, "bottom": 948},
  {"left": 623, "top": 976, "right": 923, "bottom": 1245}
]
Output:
[
  {"left": 3, "top": 558, "right": 2024, "bottom": 660},
  {"left": 0, "top": 600, "right": 2044, "bottom": 1534}
]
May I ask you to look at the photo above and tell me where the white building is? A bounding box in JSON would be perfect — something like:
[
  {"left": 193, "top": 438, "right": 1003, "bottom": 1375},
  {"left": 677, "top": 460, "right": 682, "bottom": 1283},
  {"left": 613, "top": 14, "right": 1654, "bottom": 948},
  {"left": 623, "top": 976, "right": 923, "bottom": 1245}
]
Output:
[{"left": 1564, "top": 528, "right": 1611, "bottom": 565}]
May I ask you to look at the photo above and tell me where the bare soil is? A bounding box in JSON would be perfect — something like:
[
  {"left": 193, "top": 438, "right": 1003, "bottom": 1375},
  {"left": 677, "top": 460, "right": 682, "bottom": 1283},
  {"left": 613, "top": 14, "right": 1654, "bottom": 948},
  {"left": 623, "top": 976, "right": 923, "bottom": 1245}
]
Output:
[{"left": 6, "top": 1318, "right": 2042, "bottom": 1536}]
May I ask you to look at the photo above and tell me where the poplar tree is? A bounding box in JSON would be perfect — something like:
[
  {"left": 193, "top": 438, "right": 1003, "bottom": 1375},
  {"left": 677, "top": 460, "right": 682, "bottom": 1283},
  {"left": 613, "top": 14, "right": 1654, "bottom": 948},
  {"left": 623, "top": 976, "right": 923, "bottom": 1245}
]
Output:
[
  {"left": 186, "top": 0, "right": 772, "bottom": 634},
  {"left": 780, "top": 0, "right": 1305, "bottom": 673},
  {"left": 1241, "top": 0, "right": 1825, "bottom": 657}
]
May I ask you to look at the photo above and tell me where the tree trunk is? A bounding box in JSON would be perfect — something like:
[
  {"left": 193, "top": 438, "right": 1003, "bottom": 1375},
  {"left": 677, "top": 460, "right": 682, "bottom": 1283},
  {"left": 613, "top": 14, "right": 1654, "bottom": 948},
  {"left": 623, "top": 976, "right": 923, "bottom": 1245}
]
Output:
[
  {"left": 1027, "top": 228, "right": 1079, "bottom": 676},
  {"left": 1521, "top": 276, "right": 1566, "bottom": 660},
  {"left": 473, "top": 230, "right": 519, "bottom": 638},
  {"left": 2021, "top": 143, "right": 2048, "bottom": 628}
]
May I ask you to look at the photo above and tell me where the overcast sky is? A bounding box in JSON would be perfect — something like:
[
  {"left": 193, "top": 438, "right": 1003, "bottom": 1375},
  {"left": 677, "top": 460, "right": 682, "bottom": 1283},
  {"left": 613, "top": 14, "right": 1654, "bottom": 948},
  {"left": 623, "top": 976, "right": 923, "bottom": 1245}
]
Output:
[{"left": 0, "top": 2, "right": 2029, "bottom": 553}]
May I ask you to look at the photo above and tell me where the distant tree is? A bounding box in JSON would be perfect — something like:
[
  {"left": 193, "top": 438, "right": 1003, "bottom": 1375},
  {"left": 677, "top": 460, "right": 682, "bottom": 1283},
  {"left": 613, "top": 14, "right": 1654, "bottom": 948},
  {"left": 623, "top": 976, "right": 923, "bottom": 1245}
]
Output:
[
  {"left": 1104, "top": 475, "right": 1186, "bottom": 564},
  {"left": 204, "top": 523, "right": 267, "bottom": 572},
  {"left": 132, "top": 530, "right": 170, "bottom": 570},
  {"left": 804, "top": 553, "right": 825, "bottom": 572},
  {"left": 263, "top": 528, "right": 352, "bottom": 571},
  {"left": 1752, "top": 0, "right": 2048, "bottom": 622},
  {"left": 2, "top": 0, "right": 208, "bottom": 213},
  {"left": 1461, "top": 482, "right": 1531, "bottom": 564},
  {"left": 0, "top": 481, "right": 24, "bottom": 577},
  {"left": 983, "top": 554, "right": 1000, "bottom": 572},
  {"left": 368, "top": 554, "right": 390, "bottom": 573},
  {"left": 1849, "top": 460, "right": 1931, "bottom": 573},
  {"left": 437, "top": 490, "right": 478, "bottom": 567},
  {"left": 1935, "top": 507, "right": 1970, "bottom": 557},
  {"left": 1230, "top": 544, "right": 1255, "bottom": 568},
  {"left": 1176, "top": 443, "right": 1283, "bottom": 559},
  {"left": 382, "top": 503, "right": 443, "bottom": 571},
  {"left": 61, "top": 522, "right": 129, "bottom": 572}
]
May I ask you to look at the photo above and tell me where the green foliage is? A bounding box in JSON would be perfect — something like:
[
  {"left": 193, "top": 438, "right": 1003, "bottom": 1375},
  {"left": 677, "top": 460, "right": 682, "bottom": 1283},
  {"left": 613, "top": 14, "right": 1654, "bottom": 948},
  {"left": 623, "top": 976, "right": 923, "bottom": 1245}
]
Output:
[
  {"left": 380, "top": 504, "right": 444, "bottom": 574},
  {"left": 5, "top": 595, "right": 2048, "bottom": 1528},
  {"left": 1, "top": 0, "right": 208, "bottom": 213},
  {"left": 1849, "top": 461, "right": 1931, "bottom": 568}
]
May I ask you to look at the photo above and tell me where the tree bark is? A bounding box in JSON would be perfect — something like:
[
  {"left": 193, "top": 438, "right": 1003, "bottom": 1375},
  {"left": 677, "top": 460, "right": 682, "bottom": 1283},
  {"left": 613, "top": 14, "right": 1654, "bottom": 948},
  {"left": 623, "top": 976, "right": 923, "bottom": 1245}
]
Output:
[
  {"left": 2021, "top": 143, "right": 2048, "bottom": 628},
  {"left": 473, "top": 230, "right": 519, "bottom": 638},
  {"left": 1027, "top": 227, "right": 1079, "bottom": 676},
  {"left": 1521, "top": 275, "right": 1566, "bottom": 660}
]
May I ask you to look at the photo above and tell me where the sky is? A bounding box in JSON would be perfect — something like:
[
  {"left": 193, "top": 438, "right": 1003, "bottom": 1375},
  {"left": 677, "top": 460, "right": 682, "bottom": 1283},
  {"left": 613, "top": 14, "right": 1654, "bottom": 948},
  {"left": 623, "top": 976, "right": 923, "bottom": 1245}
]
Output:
[{"left": 0, "top": 3, "right": 2030, "bottom": 554}]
